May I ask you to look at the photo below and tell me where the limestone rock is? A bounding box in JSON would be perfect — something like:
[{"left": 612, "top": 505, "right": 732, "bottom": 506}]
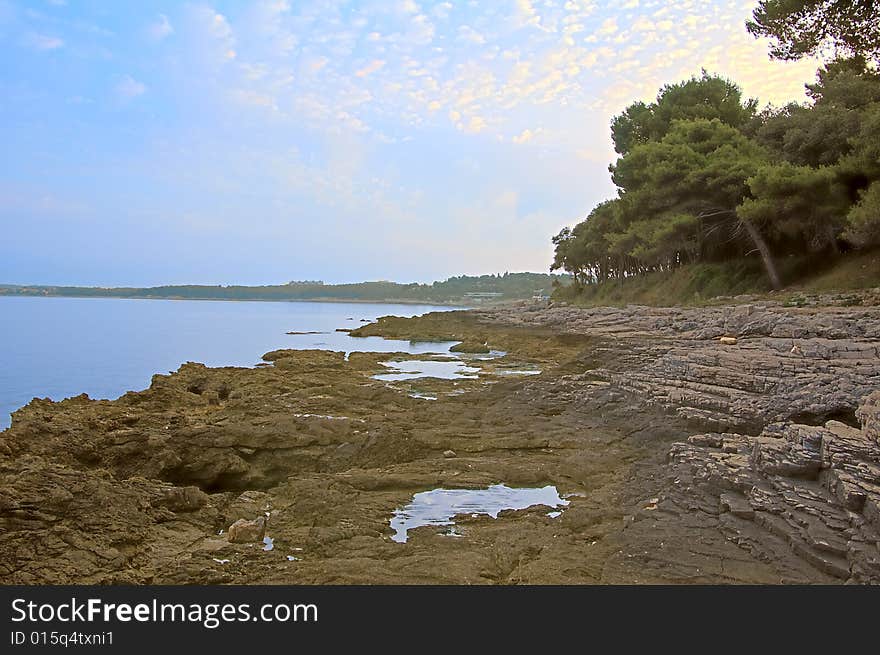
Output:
[
  {"left": 153, "top": 486, "right": 210, "bottom": 512},
  {"left": 666, "top": 394, "right": 880, "bottom": 583},
  {"left": 450, "top": 340, "right": 490, "bottom": 354},
  {"left": 858, "top": 391, "right": 880, "bottom": 444},
  {"left": 227, "top": 517, "right": 267, "bottom": 543},
  {"left": 1, "top": 290, "right": 877, "bottom": 584},
  {"left": 477, "top": 294, "right": 880, "bottom": 433}
]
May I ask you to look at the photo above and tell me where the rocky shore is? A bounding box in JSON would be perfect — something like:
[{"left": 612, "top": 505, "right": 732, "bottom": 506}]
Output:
[{"left": 1, "top": 292, "right": 878, "bottom": 584}]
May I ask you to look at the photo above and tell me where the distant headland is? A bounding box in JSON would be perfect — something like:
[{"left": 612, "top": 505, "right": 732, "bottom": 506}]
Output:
[{"left": 0, "top": 272, "right": 567, "bottom": 306}]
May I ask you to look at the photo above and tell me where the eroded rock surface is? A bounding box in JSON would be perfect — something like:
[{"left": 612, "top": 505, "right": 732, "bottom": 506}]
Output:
[
  {"left": 1, "top": 293, "right": 878, "bottom": 584},
  {"left": 658, "top": 405, "right": 880, "bottom": 583},
  {"left": 477, "top": 297, "right": 880, "bottom": 432}
]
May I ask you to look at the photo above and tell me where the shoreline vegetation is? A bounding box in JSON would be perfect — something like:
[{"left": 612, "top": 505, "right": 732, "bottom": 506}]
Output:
[
  {"left": 553, "top": 250, "right": 880, "bottom": 307},
  {"left": 550, "top": 2, "right": 880, "bottom": 306},
  {"left": 0, "top": 272, "right": 566, "bottom": 306}
]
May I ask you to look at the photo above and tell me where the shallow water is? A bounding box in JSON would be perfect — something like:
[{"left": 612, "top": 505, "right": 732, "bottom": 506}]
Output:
[
  {"left": 0, "top": 296, "right": 459, "bottom": 429},
  {"left": 373, "top": 359, "right": 481, "bottom": 382},
  {"left": 390, "top": 484, "right": 569, "bottom": 543}
]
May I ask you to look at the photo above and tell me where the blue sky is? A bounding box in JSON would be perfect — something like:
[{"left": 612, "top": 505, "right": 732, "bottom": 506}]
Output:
[{"left": 0, "top": 0, "right": 819, "bottom": 285}]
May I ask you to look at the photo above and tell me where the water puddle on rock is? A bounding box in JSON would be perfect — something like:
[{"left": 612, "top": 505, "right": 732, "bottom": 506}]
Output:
[
  {"left": 373, "top": 360, "right": 481, "bottom": 382},
  {"left": 468, "top": 350, "right": 507, "bottom": 361},
  {"left": 390, "top": 484, "right": 569, "bottom": 543},
  {"left": 495, "top": 368, "right": 541, "bottom": 376},
  {"left": 262, "top": 536, "right": 274, "bottom": 551},
  {"left": 293, "top": 413, "right": 364, "bottom": 421}
]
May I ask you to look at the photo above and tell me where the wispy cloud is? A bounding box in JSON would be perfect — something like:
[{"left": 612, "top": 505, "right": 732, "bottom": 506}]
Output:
[
  {"left": 0, "top": 0, "right": 826, "bottom": 284},
  {"left": 24, "top": 32, "right": 63, "bottom": 50},
  {"left": 147, "top": 13, "right": 173, "bottom": 40},
  {"left": 116, "top": 74, "right": 146, "bottom": 100}
]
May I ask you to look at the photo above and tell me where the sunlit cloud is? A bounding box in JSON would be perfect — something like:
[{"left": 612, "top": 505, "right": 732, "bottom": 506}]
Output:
[
  {"left": 355, "top": 59, "right": 386, "bottom": 77},
  {"left": 0, "top": 0, "right": 829, "bottom": 284}
]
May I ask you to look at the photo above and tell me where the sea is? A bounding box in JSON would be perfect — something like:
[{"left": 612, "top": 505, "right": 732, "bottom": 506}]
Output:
[{"left": 0, "top": 296, "right": 460, "bottom": 429}]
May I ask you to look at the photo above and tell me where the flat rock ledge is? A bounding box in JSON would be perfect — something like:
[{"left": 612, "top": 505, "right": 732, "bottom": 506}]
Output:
[
  {"left": 478, "top": 296, "right": 880, "bottom": 433},
  {"left": 666, "top": 391, "right": 880, "bottom": 583},
  {"left": 476, "top": 294, "right": 880, "bottom": 583}
]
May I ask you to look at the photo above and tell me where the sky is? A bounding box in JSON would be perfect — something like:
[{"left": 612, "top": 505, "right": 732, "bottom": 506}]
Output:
[{"left": 0, "top": 0, "right": 821, "bottom": 286}]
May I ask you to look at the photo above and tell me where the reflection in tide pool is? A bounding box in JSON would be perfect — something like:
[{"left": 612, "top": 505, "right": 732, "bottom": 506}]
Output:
[
  {"left": 373, "top": 359, "right": 481, "bottom": 382},
  {"left": 390, "top": 484, "right": 569, "bottom": 543}
]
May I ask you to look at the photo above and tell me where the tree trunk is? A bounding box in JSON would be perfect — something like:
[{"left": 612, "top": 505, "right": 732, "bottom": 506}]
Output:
[
  {"left": 825, "top": 223, "right": 840, "bottom": 254},
  {"left": 740, "top": 216, "right": 782, "bottom": 290}
]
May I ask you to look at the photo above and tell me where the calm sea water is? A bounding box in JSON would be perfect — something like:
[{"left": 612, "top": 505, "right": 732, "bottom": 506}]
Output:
[{"left": 0, "top": 297, "right": 459, "bottom": 429}]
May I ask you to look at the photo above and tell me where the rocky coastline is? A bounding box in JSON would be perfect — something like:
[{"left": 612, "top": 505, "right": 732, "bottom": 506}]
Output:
[{"left": 1, "top": 292, "right": 878, "bottom": 584}]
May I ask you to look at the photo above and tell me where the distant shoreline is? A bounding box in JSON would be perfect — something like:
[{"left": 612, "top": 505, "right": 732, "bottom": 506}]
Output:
[
  {"left": 0, "top": 272, "right": 562, "bottom": 306},
  {"left": 0, "top": 293, "right": 470, "bottom": 307}
]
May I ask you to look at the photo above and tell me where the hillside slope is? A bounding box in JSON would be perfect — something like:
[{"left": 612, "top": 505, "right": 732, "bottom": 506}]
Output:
[{"left": 553, "top": 250, "right": 880, "bottom": 307}]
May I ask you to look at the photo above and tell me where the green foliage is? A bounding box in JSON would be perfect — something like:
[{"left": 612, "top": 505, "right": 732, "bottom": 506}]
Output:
[
  {"left": 553, "top": 259, "right": 774, "bottom": 307},
  {"left": 554, "top": 57, "right": 880, "bottom": 298},
  {"left": 844, "top": 182, "right": 880, "bottom": 247},
  {"left": 746, "top": 0, "right": 880, "bottom": 63},
  {"left": 555, "top": 116, "right": 772, "bottom": 283},
  {"left": 838, "top": 102, "right": 880, "bottom": 188},
  {"left": 806, "top": 56, "right": 880, "bottom": 107},
  {"left": 0, "top": 273, "right": 569, "bottom": 304},
  {"left": 610, "top": 72, "right": 757, "bottom": 155},
  {"left": 551, "top": 200, "right": 620, "bottom": 283},
  {"left": 739, "top": 162, "right": 849, "bottom": 249},
  {"left": 751, "top": 58, "right": 880, "bottom": 167},
  {"left": 751, "top": 102, "right": 859, "bottom": 166},
  {"left": 554, "top": 251, "right": 880, "bottom": 307}
]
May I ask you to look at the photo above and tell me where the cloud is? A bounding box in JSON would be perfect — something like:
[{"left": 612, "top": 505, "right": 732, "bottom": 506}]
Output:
[
  {"left": 147, "top": 14, "right": 173, "bottom": 40},
  {"left": 512, "top": 128, "right": 544, "bottom": 144},
  {"left": 406, "top": 13, "right": 434, "bottom": 45},
  {"left": 246, "top": 0, "right": 297, "bottom": 57},
  {"left": 355, "top": 59, "right": 386, "bottom": 77},
  {"left": 5, "top": 0, "right": 826, "bottom": 281},
  {"left": 596, "top": 17, "right": 618, "bottom": 37},
  {"left": 183, "top": 5, "right": 237, "bottom": 66},
  {"left": 433, "top": 2, "right": 453, "bottom": 19},
  {"left": 464, "top": 115, "right": 487, "bottom": 133},
  {"left": 399, "top": 0, "right": 419, "bottom": 14},
  {"left": 515, "top": 0, "right": 539, "bottom": 28},
  {"left": 25, "top": 33, "right": 64, "bottom": 50},
  {"left": 304, "top": 56, "right": 329, "bottom": 73},
  {"left": 458, "top": 25, "right": 486, "bottom": 45},
  {"left": 116, "top": 75, "right": 146, "bottom": 100},
  {"left": 142, "top": 0, "right": 815, "bottom": 154}
]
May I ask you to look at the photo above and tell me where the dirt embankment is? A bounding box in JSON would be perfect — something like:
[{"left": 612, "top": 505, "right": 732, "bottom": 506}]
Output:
[{"left": 1, "top": 293, "right": 878, "bottom": 584}]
